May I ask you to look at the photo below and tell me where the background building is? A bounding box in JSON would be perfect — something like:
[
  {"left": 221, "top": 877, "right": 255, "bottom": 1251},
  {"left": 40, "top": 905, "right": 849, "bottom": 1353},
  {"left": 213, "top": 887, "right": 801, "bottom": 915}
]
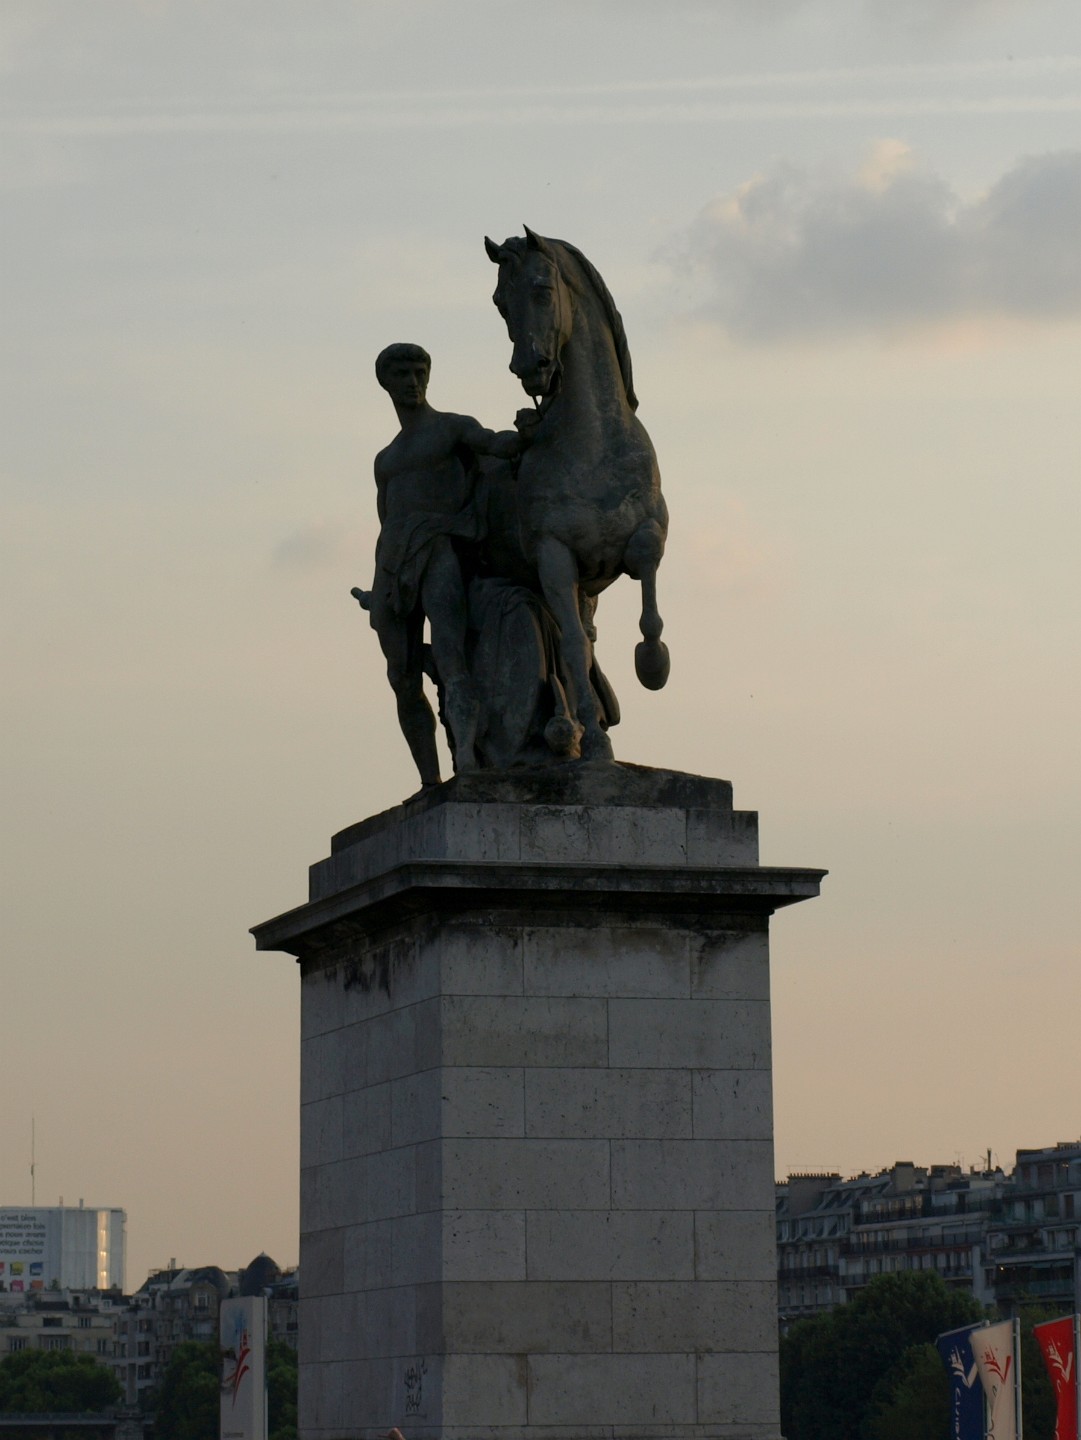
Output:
[
  {"left": 986, "top": 1140, "right": 1081, "bottom": 1311},
  {"left": 0, "top": 1286, "right": 125, "bottom": 1398},
  {"left": 113, "top": 1254, "right": 298, "bottom": 1404},
  {"left": 777, "top": 1142, "right": 1081, "bottom": 1326},
  {"left": 0, "top": 1243, "right": 298, "bottom": 1409},
  {"left": 0, "top": 1203, "right": 125, "bottom": 1292}
]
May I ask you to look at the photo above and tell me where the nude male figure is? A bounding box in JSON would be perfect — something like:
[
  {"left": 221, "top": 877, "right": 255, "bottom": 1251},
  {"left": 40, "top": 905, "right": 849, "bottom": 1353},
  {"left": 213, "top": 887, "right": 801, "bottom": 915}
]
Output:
[{"left": 358, "top": 343, "right": 521, "bottom": 788}]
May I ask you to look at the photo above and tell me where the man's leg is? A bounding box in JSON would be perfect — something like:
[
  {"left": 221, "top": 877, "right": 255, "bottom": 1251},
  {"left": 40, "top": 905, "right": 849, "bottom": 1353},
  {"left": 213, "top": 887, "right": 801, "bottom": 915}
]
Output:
[
  {"left": 421, "top": 540, "right": 479, "bottom": 772},
  {"left": 371, "top": 596, "right": 441, "bottom": 788}
]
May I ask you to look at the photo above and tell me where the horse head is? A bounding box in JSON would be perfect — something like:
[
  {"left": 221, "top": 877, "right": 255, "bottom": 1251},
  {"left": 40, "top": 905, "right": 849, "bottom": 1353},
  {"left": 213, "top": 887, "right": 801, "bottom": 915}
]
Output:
[
  {"left": 484, "top": 227, "right": 575, "bottom": 403},
  {"left": 483, "top": 227, "right": 668, "bottom": 725}
]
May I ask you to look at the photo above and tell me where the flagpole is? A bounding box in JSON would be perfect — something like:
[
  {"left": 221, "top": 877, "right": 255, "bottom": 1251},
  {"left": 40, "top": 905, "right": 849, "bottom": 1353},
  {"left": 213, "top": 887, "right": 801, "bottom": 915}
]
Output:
[
  {"left": 982, "top": 1322, "right": 991, "bottom": 1440},
  {"left": 1014, "top": 1315, "right": 1023, "bottom": 1440},
  {"left": 979, "top": 1317, "right": 990, "bottom": 1440},
  {"left": 1074, "top": 1313, "right": 1080, "bottom": 1440}
]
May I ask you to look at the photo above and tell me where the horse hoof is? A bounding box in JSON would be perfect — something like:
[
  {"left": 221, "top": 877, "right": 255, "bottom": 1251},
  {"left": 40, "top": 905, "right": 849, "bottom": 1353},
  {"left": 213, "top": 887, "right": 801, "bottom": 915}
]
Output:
[
  {"left": 635, "top": 639, "right": 670, "bottom": 690},
  {"left": 544, "top": 715, "right": 582, "bottom": 758}
]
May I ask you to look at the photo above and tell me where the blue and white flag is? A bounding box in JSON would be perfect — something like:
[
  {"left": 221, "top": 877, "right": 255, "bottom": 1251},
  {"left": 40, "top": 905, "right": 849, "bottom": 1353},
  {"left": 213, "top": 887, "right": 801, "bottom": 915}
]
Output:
[{"left": 936, "top": 1321, "right": 986, "bottom": 1440}]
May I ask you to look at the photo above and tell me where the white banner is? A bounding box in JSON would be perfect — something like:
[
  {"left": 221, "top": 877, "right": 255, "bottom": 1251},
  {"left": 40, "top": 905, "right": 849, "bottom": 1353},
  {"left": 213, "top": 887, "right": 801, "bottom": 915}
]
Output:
[
  {"left": 973, "top": 1318, "right": 1018, "bottom": 1440},
  {"left": 220, "top": 1296, "right": 267, "bottom": 1440}
]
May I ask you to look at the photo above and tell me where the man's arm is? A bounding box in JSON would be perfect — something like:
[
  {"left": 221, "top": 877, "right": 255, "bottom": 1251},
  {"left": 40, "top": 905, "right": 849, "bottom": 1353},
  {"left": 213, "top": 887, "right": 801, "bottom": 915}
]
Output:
[
  {"left": 456, "top": 415, "right": 524, "bottom": 460},
  {"left": 373, "top": 453, "right": 389, "bottom": 525}
]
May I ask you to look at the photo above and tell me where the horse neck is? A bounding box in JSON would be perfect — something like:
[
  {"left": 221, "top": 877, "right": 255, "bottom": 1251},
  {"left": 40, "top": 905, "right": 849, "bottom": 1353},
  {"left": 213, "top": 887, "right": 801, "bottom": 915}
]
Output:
[{"left": 556, "top": 294, "right": 632, "bottom": 436}]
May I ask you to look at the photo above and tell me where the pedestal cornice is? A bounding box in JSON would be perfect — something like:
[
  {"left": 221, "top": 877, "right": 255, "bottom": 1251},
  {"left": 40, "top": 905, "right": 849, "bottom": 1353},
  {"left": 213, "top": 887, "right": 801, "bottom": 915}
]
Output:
[{"left": 253, "top": 858, "right": 825, "bottom": 964}]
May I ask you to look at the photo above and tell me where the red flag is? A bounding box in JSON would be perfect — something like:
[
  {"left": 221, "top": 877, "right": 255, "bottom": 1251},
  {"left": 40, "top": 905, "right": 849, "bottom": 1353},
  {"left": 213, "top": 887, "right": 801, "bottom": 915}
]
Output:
[{"left": 1035, "top": 1316, "right": 1079, "bottom": 1440}]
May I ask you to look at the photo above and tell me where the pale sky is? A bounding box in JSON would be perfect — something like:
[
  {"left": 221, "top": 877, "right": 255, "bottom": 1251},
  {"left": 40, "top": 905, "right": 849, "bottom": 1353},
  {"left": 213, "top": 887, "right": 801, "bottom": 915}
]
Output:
[{"left": 2, "top": 0, "right": 1079, "bottom": 1292}]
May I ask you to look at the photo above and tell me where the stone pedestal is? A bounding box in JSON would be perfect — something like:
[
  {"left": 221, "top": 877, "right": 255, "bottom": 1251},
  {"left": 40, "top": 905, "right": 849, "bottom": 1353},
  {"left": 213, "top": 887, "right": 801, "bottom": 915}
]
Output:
[{"left": 253, "top": 763, "right": 823, "bottom": 1440}]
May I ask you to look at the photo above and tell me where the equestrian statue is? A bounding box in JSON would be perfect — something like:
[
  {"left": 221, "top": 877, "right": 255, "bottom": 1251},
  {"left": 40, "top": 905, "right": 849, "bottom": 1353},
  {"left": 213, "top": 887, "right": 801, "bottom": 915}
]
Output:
[{"left": 353, "top": 228, "right": 670, "bottom": 788}]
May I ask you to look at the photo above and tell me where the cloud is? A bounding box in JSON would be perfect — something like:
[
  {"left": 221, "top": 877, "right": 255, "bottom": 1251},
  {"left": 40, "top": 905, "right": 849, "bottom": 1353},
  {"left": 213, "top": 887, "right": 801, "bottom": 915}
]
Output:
[
  {"left": 665, "top": 145, "right": 1081, "bottom": 340},
  {"left": 4, "top": 54, "right": 1079, "bottom": 139}
]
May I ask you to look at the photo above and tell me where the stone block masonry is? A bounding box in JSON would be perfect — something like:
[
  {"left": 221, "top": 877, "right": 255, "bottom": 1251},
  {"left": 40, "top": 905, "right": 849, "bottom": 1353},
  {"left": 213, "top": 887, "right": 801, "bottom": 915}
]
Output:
[{"left": 253, "top": 762, "right": 823, "bottom": 1440}]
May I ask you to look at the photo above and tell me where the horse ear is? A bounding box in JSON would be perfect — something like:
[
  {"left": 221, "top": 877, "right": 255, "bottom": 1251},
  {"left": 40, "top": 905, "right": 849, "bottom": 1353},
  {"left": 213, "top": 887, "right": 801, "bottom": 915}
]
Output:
[
  {"left": 523, "top": 225, "right": 549, "bottom": 255},
  {"left": 484, "top": 236, "right": 505, "bottom": 264}
]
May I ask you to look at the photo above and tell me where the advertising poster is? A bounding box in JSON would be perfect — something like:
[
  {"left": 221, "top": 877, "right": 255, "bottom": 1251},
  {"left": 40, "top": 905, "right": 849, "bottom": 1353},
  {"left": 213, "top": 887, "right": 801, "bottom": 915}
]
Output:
[
  {"left": 0, "top": 1212, "right": 48, "bottom": 1272},
  {"left": 0, "top": 1212, "right": 49, "bottom": 1290}
]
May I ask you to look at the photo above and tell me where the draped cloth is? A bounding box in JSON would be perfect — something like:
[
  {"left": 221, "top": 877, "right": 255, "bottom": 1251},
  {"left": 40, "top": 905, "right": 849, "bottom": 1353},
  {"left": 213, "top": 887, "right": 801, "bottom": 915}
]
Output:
[{"left": 374, "top": 504, "right": 483, "bottom": 618}]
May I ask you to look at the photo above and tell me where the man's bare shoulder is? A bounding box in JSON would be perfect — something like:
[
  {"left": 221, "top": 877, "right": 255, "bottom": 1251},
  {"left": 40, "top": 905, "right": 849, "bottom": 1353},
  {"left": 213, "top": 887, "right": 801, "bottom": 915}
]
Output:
[
  {"left": 423, "top": 408, "right": 483, "bottom": 443},
  {"left": 374, "top": 439, "right": 397, "bottom": 480}
]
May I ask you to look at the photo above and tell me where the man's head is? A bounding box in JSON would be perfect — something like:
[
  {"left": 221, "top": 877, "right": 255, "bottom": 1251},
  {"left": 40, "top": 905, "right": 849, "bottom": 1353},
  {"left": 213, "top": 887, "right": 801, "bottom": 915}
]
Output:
[{"left": 376, "top": 343, "right": 431, "bottom": 407}]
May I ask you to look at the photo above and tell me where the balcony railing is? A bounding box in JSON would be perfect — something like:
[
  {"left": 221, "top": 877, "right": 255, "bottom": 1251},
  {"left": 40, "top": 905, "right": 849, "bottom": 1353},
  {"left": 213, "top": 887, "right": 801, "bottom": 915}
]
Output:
[
  {"left": 995, "top": 1277, "right": 1076, "bottom": 1300},
  {"left": 841, "top": 1235, "right": 982, "bottom": 1257}
]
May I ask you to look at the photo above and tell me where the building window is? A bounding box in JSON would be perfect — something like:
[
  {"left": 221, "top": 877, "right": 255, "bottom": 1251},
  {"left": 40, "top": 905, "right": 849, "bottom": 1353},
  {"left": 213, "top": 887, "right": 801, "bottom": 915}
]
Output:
[
  {"left": 79, "top": 1316, "right": 93, "bottom": 1329},
  {"left": 8, "top": 1338, "right": 28, "bottom": 1353},
  {"left": 42, "top": 1337, "right": 70, "bottom": 1352}
]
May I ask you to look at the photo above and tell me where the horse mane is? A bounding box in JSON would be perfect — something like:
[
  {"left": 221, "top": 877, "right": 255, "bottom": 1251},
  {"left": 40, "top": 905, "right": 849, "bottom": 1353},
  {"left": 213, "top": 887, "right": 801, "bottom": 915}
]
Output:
[{"left": 547, "top": 237, "right": 639, "bottom": 413}]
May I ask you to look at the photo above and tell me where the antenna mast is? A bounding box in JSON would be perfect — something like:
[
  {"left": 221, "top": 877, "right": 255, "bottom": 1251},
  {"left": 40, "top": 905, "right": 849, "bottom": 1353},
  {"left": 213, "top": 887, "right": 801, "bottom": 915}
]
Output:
[{"left": 30, "top": 1117, "right": 35, "bottom": 1205}]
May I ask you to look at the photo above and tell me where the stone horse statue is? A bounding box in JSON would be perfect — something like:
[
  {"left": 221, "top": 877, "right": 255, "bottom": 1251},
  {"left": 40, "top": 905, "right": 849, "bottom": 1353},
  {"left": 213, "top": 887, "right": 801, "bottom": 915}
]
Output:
[
  {"left": 484, "top": 227, "right": 669, "bottom": 761},
  {"left": 356, "top": 230, "right": 669, "bottom": 785}
]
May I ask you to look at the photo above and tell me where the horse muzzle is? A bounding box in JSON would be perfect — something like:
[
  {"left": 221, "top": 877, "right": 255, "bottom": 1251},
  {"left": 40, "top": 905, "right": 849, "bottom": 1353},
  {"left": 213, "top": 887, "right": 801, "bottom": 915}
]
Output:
[{"left": 511, "top": 350, "right": 560, "bottom": 401}]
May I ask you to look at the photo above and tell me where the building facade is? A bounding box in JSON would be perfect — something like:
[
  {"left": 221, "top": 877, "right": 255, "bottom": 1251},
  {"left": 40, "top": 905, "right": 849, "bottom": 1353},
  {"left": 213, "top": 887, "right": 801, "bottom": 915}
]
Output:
[
  {"left": 0, "top": 1253, "right": 298, "bottom": 1410},
  {"left": 777, "top": 1142, "right": 1081, "bottom": 1325},
  {"left": 986, "top": 1140, "right": 1081, "bottom": 1312},
  {"left": 0, "top": 1288, "right": 124, "bottom": 1381},
  {"left": 113, "top": 1255, "right": 298, "bottom": 1403}
]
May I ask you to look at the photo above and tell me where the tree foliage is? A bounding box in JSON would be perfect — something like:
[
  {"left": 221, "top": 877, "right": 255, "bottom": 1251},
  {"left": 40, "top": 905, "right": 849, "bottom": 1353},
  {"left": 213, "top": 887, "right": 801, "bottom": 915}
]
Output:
[
  {"left": 151, "top": 1341, "right": 219, "bottom": 1440},
  {"left": 780, "top": 1271, "right": 985, "bottom": 1440},
  {"left": 267, "top": 1339, "right": 298, "bottom": 1440},
  {"left": 0, "top": 1346, "right": 122, "bottom": 1412},
  {"left": 862, "top": 1342, "right": 950, "bottom": 1440}
]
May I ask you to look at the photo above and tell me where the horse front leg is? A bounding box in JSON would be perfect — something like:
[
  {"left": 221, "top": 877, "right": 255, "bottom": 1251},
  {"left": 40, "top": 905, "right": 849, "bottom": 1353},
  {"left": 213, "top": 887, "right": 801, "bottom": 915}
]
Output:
[
  {"left": 536, "top": 536, "right": 614, "bottom": 760},
  {"left": 624, "top": 519, "right": 670, "bottom": 691}
]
